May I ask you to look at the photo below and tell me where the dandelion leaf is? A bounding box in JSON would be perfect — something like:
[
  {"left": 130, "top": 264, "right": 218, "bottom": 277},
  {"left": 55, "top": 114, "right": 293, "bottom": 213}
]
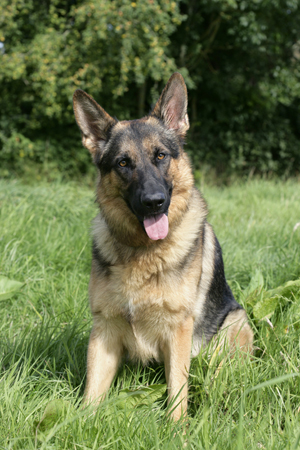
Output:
[{"left": 0, "top": 276, "right": 24, "bottom": 301}]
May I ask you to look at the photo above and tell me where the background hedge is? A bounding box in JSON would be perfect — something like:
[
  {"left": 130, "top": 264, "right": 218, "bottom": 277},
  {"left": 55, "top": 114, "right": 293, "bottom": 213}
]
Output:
[{"left": 0, "top": 0, "right": 299, "bottom": 178}]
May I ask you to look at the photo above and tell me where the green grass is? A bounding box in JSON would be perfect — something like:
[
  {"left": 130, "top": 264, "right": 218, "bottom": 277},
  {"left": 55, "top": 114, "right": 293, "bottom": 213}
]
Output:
[{"left": 1, "top": 178, "right": 300, "bottom": 449}]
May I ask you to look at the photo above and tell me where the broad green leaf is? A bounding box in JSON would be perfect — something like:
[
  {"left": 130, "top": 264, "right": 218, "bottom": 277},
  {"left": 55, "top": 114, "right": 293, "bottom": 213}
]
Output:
[
  {"left": 252, "top": 295, "right": 281, "bottom": 320},
  {"left": 266, "top": 279, "right": 300, "bottom": 299},
  {"left": 244, "top": 270, "right": 264, "bottom": 307},
  {"left": 116, "top": 384, "right": 167, "bottom": 410},
  {"left": 36, "top": 399, "right": 72, "bottom": 432},
  {"left": 252, "top": 279, "right": 300, "bottom": 320},
  {"left": 245, "top": 270, "right": 264, "bottom": 297},
  {"left": 0, "top": 276, "right": 24, "bottom": 301}
]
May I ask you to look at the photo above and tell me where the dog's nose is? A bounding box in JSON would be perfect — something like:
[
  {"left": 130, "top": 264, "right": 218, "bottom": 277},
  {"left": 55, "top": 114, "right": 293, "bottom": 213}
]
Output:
[{"left": 142, "top": 192, "right": 166, "bottom": 211}]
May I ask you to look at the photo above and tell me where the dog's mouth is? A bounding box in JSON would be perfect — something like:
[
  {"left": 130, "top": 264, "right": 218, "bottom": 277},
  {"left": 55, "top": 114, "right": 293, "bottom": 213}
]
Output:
[
  {"left": 127, "top": 187, "right": 172, "bottom": 241},
  {"left": 142, "top": 187, "right": 172, "bottom": 240},
  {"left": 143, "top": 213, "right": 169, "bottom": 241}
]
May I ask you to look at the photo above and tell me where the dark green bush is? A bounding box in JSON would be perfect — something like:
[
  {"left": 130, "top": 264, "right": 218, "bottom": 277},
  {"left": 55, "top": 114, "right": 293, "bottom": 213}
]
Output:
[{"left": 0, "top": 0, "right": 299, "bottom": 178}]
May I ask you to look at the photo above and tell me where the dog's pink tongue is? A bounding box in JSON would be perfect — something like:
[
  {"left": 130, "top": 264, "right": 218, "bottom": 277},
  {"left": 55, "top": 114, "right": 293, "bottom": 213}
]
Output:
[{"left": 143, "top": 214, "right": 169, "bottom": 240}]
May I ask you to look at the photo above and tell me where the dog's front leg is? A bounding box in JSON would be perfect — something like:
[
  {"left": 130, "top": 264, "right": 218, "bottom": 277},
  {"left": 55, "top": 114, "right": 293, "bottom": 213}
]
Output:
[
  {"left": 162, "top": 316, "right": 194, "bottom": 421},
  {"left": 83, "top": 321, "right": 123, "bottom": 406}
]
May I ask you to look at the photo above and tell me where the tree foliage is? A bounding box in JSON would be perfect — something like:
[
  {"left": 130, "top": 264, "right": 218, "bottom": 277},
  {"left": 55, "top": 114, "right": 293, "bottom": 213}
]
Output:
[
  {"left": 0, "top": 0, "right": 299, "bottom": 177},
  {"left": 174, "top": 0, "right": 300, "bottom": 173}
]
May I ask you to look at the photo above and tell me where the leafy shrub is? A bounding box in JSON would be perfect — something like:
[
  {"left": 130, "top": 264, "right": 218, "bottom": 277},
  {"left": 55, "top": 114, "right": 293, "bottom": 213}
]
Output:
[{"left": 0, "top": 0, "right": 299, "bottom": 177}]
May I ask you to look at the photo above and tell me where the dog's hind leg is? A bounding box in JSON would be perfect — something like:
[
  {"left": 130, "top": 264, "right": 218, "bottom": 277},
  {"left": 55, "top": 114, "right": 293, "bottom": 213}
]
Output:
[
  {"left": 162, "top": 316, "right": 194, "bottom": 421},
  {"left": 217, "top": 309, "right": 253, "bottom": 355},
  {"left": 83, "top": 320, "right": 123, "bottom": 406}
]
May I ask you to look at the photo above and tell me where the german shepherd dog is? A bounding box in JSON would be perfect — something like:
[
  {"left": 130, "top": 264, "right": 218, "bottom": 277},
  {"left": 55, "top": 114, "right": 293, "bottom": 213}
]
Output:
[{"left": 73, "top": 73, "right": 253, "bottom": 421}]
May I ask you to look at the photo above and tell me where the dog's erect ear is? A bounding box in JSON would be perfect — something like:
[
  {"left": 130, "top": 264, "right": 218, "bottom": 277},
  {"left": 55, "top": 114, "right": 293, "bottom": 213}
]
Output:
[
  {"left": 151, "top": 72, "right": 189, "bottom": 137},
  {"left": 73, "top": 89, "right": 116, "bottom": 156}
]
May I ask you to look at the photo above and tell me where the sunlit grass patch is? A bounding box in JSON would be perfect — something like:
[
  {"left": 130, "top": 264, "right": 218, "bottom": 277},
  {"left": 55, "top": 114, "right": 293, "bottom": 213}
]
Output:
[{"left": 1, "top": 178, "right": 300, "bottom": 449}]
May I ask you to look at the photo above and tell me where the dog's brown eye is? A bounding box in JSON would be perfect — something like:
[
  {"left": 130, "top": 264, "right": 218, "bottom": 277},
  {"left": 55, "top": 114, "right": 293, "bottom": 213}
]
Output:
[
  {"left": 119, "top": 160, "right": 127, "bottom": 167},
  {"left": 157, "top": 153, "right": 165, "bottom": 160}
]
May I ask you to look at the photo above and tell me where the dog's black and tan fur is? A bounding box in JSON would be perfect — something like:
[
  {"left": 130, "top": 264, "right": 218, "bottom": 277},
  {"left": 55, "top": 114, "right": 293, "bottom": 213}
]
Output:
[{"left": 73, "top": 73, "right": 253, "bottom": 421}]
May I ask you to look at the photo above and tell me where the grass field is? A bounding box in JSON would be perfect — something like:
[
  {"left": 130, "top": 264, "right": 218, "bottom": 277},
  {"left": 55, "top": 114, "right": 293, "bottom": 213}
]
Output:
[{"left": 1, "top": 178, "right": 300, "bottom": 449}]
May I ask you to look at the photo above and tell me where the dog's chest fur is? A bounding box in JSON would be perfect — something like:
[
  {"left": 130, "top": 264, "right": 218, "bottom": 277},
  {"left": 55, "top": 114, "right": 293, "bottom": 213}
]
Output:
[{"left": 89, "top": 191, "right": 207, "bottom": 362}]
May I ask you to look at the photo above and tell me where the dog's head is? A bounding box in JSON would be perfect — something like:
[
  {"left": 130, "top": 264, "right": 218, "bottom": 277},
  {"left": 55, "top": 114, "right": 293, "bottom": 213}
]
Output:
[{"left": 73, "top": 73, "right": 193, "bottom": 245}]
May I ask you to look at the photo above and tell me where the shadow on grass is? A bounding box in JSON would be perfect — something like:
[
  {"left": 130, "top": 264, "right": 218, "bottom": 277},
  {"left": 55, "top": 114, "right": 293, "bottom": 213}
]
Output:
[
  {"left": 1, "top": 312, "right": 89, "bottom": 396},
  {"left": 1, "top": 311, "right": 168, "bottom": 401}
]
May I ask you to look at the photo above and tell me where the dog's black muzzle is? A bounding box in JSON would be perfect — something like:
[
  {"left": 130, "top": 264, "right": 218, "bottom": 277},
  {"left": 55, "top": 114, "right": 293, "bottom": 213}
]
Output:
[
  {"left": 141, "top": 191, "right": 166, "bottom": 214},
  {"left": 128, "top": 181, "right": 172, "bottom": 222}
]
